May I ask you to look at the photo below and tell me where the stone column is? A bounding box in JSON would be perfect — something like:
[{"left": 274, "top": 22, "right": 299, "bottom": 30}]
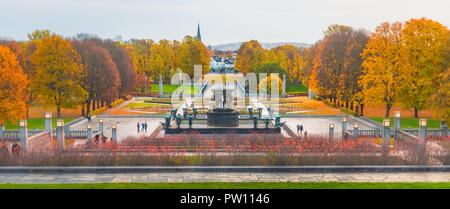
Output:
[
  {"left": 0, "top": 124, "right": 4, "bottom": 139},
  {"left": 258, "top": 107, "right": 263, "bottom": 119},
  {"left": 329, "top": 124, "right": 334, "bottom": 138},
  {"left": 342, "top": 117, "right": 347, "bottom": 139},
  {"left": 353, "top": 123, "right": 359, "bottom": 141},
  {"left": 394, "top": 111, "right": 401, "bottom": 140},
  {"left": 56, "top": 120, "right": 64, "bottom": 151},
  {"left": 99, "top": 119, "right": 104, "bottom": 133},
  {"left": 87, "top": 124, "right": 92, "bottom": 145},
  {"left": 383, "top": 119, "right": 391, "bottom": 155},
  {"left": 159, "top": 74, "right": 163, "bottom": 98},
  {"left": 112, "top": 123, "right": 117, "bottom": 144},
  {"left": 44, "top": 112, "right": 52, "bottom": 138},
  {"left": 282, "top": 74, "right": 286, "bottom": 98},
  {"left": 442, "top": 125, "right": 448, "bottom": 138},
  {"left": 418, "top": 119, "right": 427, "bottom": 143},
  {"left": 19, "top": 120, "right": 28, "bottom": 151}
]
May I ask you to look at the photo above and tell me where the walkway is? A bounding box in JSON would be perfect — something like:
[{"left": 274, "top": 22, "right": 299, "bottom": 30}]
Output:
[{"left": 1, "top": 172, "right": 448, "bottom": 183}]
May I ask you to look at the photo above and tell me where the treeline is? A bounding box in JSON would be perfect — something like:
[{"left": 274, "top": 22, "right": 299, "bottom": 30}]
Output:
[
  {"left": 304, "top": 18, "right": 448, "bottom": 121},
  {"left": 0, "top": 30, "right": 137, "bottom": 118},
  {"left": 235, "top": 40, "right": 305, "bottom": 87},
  {"left": 124, "top": 35, "right": 210, "bottom": 84}
]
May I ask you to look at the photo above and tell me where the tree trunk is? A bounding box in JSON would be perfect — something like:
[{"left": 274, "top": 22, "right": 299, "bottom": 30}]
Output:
[
  {"left": 414, "top": 107, "right": 418, "bottom": 118},
  {"left": 346, "top": 101, "right": 349, "bottom": 109},
  {"left": 81, "top": 103, "right": 85, "bottom": 117},
  {"left": 355, "top": 105, "right": 359, "bottom": 117},
  {"left": 86, "top": 100, "right": 91, "bottom": 116},
  {"left": 350, "top": 102, "right": 353, "bottom": 111},
  {"left": 385, "top": 103, "right": 391, "bottom": 118},
  {"left": 57, "top": 107, "right": 61, "bottom": 118},
  {"left": 360, "top": 104, "right": 364, "bottom": 116},
  {"left": 92, "top": 100, "right": 96, "bottom": 110}
]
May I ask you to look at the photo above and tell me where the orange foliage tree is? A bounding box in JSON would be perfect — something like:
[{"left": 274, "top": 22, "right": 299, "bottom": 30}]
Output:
[{"left": 0, "top": 46, "right": 29, "bottom": 124}]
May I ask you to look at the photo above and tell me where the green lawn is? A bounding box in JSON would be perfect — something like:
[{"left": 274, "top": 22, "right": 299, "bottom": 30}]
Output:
[
  {"left": 287, "top": 84, "right": 308, "bottom": 93},
  {"left": 148, "top": 84, "right": 200, "bottom": 94},
  {"left": 368, "top": 117, "right": 441, "bottom": 129},
  {"left": 4, "top": 118, "right": 76, "bottom": 130},
  {"left": 122, "top": 102, "right": 168, "bottom": 109},
  {"left": 0, "top": 182, "right": 449, "bottom": 189}
]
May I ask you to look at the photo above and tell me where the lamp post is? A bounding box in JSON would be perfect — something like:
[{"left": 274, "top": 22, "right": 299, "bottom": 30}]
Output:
[
  {"left": 329, "top": 124, "right": 334, "bottom": 138},
  {"left": 87, "top": 123, "right": 92, "bottom": 145},
  {"left": 56, "top": 120, "right": 64, "bottom": 151},
  {"left": 111, "top": 123, "right": 117, "bottom": 144},
  {"left": 394, "top": 111, "right": 401, "bottom": 140},
  {"left": 342, "top": 117, "right": 347, "bottom": 139},
  {"left": 383, "top": 119, "right": 391, "bottom": 155},
  {"left": 19, "top": 120, "right": 28, "bottom": 151},
  {"left": 99, "top": 119, "right": 104, "bottom": 133},
  {"left": 353, "top": 123, "right": 359, "bottom": 141},
  {"left": 419, "top": 119, "right": 427, "bottom": 142},
  {"left": 45, "top": 112, "right": 52, "bottom": 138}
]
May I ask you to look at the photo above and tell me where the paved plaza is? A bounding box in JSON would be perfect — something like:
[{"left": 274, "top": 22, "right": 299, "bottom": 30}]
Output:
[
  {"left": 0, "top": 172, "right": 449, "bottom": 183},
  {"left": 71, "top": 117, "right": 164, "bottom": 142},
  {"left": 283, "top": 117, "right": 372, "bottom": 137}
]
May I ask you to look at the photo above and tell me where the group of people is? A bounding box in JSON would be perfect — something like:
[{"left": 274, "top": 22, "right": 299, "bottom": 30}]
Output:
[
  {"left": 296, "top": 124, "right": 307, "bottom": 138},
  {"left": 0, "top": 141, "right": 21, "bottom": 156},
  {"left": 94, "top": 134, "right": 112, "bottom": 144},
  {"left": 137, "top": 121, "right": 148, "bottom": 132}
]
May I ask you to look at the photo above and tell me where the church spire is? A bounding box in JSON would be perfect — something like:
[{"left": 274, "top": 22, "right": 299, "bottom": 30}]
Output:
[{"left": 196, "top": 22, "right": 202, "bottom": 42}]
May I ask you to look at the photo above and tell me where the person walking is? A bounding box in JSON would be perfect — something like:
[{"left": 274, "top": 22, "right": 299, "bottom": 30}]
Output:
[
  {"left": 299, "top": 125, "right": 304, "bottom": 134},
  {"left": 137, "top": 122, "right": 140, "bottom": 132},
  {"left": 296, "top": 124, "right": 300, "bottom": 134},
  {"left": 141, "top": 122, "right": 145, "bottom": 132},
  {"left": 144, "top": 122, "right": 148, "bottom": 132}
]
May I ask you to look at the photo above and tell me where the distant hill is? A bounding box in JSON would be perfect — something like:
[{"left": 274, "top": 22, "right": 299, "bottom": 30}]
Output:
[{"left": 210, "top": 42, "right": 311, "bottom": 51}]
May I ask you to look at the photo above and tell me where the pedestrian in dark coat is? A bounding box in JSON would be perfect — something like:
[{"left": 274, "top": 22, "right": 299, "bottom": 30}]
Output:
[{"left": 137, "top": 122, "right": 140, "bottom": 132}]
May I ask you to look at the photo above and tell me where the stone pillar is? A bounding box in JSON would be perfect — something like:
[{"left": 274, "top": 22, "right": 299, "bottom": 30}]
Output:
[
  {"left": 183, "top": 107, "right": 188, "bottom": 119},
  {"left": 19, "top": 120, "right": 28, "bottom": 151},
  {"left": 383, "top": 119, "right": 391, "bottom": 155},
  {"left": 56, "top": 120, "right": 64, "bottom": 151},
  {"left": 394, "top": 111, "right": 401, "bottom": 140},
  {"left": 44, "top": 112, "right": 52, "bottom": 138},
  {"left": 329, "top": 124, "right": 334, "bottom": 138},
  {"left": 353, "top": 123, "right": 359, "bottom": 141},
  {"left": 258, "top": 107, "right": 263, "bottom": 119},
  {"left": 342, "top": 117, "right": 347, "bottom": 139},
  {"left": 282, "top": 74, "right": 286, "bottom": 97},
  {"left": 0, "top": 124, "right": 4, "bottom": 139},
  {"left": 394, "top": 111, "right": 401, "bottom": 130},
  {"left": 159, "top": 74, "right": 163, "bottom": 98},
  {"left": 419, "top": 119, "right": 427, "bottom": 143},
  {"left": 87, "top": 123, "right": 92, "bottom": 145},
  {"left": 442, "top": 125, "right": 448, "bottom": 138},
  {"left": 99, "top": 119, "right": 104, "bottom": 133},
  {"left": 111, "top": 123, "right": 117, "bottom": 144}
]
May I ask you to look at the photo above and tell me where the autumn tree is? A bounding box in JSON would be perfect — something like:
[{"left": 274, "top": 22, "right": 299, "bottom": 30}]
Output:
[
  {"left": 149, "top": 39, "right": 176, "bottom": 82},
  {"left": 0, "top": 46, "right": 29, "bottom": 124},
  {"left": 32, "top": 35, "right": 85, "bottom": 117},
  {"left": 254, "top": 62, "right": 288, "bottom": 85},
  {"left": 101, "top": 40, "right": 137, "bottom": 97},
  {"left": 360, "top": 22, "right": 403, "bottom": 117},
  {"left": 72, "top": 40, "right": 121, "bottom": 115},
  {"left": 235, "top": 40, "right": 267, "bottom": 74},
  {"left": 270, "top": 44, "right": 303, "bottom": 84},
  {"left": 177, "top": 35, "right": 210, "bottom": 77},
  {"left": 399, "top": 18, "right": 449, "bottom": 118},
  {"left": 126, "top": 39, "right": 153, "bottom": 77},
  {"left": 28, "top": 29, "right": 52, "bottom": 41}
]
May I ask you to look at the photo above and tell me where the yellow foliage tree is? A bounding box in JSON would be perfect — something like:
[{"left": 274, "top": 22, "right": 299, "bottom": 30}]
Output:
[
  {"left": 32, "top": 35, "right": 85, "bottom": 117},
  {"left": 0, "top": 46, "right": 29, "bottom": 124},
  {"left": 177, "top": 36, "right": 210, "bottom": 77},
  {"left": 399, "top": 18, "right": 449, "bottom": 118},
  {"left": 235, "top": 40, "right": 267, "bottom": 74},
  {"left": 360, "top": 22, "right": 403, "bottom": 117},
  {"left": 258, "top": 73, "right": 283, "bottom": 95}
]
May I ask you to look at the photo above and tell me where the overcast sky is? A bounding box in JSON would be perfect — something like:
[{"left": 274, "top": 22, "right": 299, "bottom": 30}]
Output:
[{"left": 1, "top": 0, "right": 449, "bottom": 45}]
